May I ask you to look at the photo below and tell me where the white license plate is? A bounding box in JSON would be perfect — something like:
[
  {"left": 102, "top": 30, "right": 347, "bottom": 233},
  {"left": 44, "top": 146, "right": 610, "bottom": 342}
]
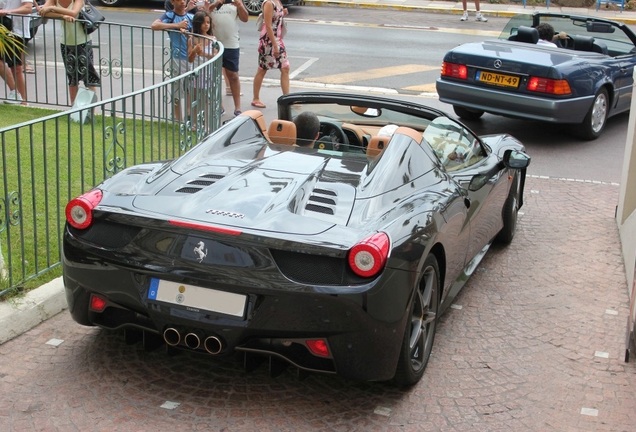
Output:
[{"left": 148, "top": 278, "right": 246, "bottom": 318}]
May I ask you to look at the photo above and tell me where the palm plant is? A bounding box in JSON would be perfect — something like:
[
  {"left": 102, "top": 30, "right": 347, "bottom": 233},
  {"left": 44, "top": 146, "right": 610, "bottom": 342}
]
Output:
[{"left": 0, "top": 22, "right": 25, "bottom": 57}]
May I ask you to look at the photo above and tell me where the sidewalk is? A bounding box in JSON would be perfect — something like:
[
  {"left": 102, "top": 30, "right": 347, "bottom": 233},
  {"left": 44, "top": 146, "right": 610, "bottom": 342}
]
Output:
[{"left": 304, "top": 0, "right": 636, "bottom": 24}]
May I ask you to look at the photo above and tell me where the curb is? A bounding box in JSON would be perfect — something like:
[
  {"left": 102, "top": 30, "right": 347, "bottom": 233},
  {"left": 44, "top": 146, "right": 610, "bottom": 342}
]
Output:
[{"left": 0, "top": 277, "right": 67, "bottom": 345}]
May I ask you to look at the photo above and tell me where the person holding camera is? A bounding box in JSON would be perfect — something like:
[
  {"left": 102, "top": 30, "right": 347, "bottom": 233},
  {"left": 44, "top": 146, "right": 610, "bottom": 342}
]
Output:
[{"left": 209, "top": 0, "right": 248, "bottom": 117}]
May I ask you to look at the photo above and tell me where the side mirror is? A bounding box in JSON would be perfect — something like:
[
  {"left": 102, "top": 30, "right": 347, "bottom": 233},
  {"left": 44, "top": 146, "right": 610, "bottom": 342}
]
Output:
[
  {"left": 503, "top": 149, "right": 531, "bottom": 169},
  {"left": 469, "top": 149, "right": 530, "bottom": 191}
]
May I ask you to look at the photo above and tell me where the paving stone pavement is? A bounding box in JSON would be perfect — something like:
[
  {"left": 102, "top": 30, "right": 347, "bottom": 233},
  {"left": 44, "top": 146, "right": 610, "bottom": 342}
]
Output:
[{"left": 0, "top": 176, "right": 634, "bottom": 431}]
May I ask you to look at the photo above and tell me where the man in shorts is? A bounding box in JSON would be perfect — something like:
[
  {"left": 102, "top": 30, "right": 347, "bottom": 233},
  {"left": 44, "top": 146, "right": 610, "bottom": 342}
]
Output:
[
  {"left": 211, "top": 0, "right": 248, "bottom": 117},
  {"left": 0, "top": 0, "right": 32, "bottom": 105},
  {"left": 152, "top": 0, "right": 194, "bottom": 122}
]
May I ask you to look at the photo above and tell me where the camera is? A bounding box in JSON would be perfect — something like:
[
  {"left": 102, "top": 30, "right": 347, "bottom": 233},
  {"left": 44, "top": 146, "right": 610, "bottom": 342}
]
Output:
[{"left": 225, "top": 0, "right": 233, "bottom": 3}]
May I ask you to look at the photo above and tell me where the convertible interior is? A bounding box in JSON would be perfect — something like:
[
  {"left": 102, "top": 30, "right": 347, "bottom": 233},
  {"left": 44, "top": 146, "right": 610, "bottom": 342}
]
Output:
[
  {"left": 502, "top": 15, "right": 635, "bottom": 57},
  {"left": 240, "top": 108, "right": 487, "bottom": 171},
  {"left": 508, "top": 25, "right": 609, "bottom": 54}
]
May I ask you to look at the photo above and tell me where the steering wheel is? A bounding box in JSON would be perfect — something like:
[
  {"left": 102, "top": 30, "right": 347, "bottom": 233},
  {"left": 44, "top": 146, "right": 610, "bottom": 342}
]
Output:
[
  {"left": 556, "top": 35, "right": 573, "bottom": 49},
  {"left": 315, "top": 121, "right": 349, "bottom": 152}
]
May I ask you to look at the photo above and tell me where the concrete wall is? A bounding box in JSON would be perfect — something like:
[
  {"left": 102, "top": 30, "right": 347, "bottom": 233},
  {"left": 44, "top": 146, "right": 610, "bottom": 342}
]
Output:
[{"left": 617, "top": 69, "right": 636, "bottom": 356}]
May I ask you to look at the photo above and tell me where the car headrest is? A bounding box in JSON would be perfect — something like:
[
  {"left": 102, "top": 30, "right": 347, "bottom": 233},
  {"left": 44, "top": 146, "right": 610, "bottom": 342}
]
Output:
[
  {"left": 510, "top": 26, "right": 539, "bottom": 44},
  {"left": 241, "top": 110, "right": 268, "bottom": 138},
  {"left": 573, "top": 35, "right": 595, "bottom": 51},
  {"left": 267, "top": 120, "right": 297, "bottom": 146},
  {"left": 592, "top": 40, "right": 608, "bottom": 55},
  {"left": 394, "top": 126, "right": 423, "bottom": 144},
  {"left": 366, "top": 135, "right": 390, "bottom": 157}
]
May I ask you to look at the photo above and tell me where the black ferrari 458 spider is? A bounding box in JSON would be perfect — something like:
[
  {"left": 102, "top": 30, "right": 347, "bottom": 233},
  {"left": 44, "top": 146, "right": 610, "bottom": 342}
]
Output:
[{"left": 63, "top": 92, "right": 530, "bottom": 386}]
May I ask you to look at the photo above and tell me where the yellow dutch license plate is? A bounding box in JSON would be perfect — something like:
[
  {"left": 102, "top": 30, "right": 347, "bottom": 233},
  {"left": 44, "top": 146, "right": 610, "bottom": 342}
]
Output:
[{"left": 477, "top": 71, "right": 520, "bottom": 88}]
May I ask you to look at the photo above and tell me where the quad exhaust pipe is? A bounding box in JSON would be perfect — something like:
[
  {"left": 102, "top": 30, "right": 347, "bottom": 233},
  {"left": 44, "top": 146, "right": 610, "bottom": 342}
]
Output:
[
  {"left": 204, "top": 336, "right": 223, "bottom": 355},
  {"left": 183, "top": 332, "right": 201, "bottom": 349},
  {"left": 162, "top": 327, "right": 223, "bottom": 354},
  {"left": 163, "top": 327, "right": 181, "bottom": 346}
]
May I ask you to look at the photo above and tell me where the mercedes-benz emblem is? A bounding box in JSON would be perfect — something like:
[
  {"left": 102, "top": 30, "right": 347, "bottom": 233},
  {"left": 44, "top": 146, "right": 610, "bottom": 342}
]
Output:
[{"left": 494, "top": 59, "right": 503, "bottom": 69}]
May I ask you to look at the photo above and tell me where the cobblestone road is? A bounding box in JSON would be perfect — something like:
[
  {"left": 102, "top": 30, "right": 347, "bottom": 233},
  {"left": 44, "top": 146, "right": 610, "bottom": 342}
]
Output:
[{"left": 1, "top": 177, "right": 635, "bottom": 431}]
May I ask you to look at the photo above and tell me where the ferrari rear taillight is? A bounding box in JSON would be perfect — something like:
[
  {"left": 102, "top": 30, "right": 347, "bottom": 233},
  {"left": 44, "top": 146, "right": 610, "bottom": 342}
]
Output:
[
  {"left": 306, "top": 339, "right": 330, "bottom": 358},
  {"left": 65, "top": 189, "right": 103, "bottom": 230},
  {"left": 441, "top": 62, "right": 468, "bottom": 80},
  {"left": 527, "top": 77, "right": 571, "bottom": 95},
  {"left": 89, "top": 294, "right": 107, "bottom": 312},
  {"left": 348, "top": 232, "right": 390, "bottom": 278}
]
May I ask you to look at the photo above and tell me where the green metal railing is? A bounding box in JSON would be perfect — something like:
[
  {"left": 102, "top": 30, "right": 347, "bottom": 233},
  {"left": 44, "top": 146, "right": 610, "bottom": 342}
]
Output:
[{"left": 0, "top": 16, "right": 223, "bottom": 294}]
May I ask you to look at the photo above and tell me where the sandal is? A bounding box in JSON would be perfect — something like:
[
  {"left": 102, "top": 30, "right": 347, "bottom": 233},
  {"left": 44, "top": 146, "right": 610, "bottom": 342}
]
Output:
[
  {"left": 234, "top": 110, "right": 242, "bottom": 116},
  {"left": 251, "top": 100, "right": 266, "bottom": 108}
]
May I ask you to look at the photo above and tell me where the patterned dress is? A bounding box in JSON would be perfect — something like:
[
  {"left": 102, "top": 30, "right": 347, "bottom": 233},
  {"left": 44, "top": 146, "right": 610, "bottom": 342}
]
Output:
[{"left": 257, "top": 0, "right": 289, "bottom": 70}]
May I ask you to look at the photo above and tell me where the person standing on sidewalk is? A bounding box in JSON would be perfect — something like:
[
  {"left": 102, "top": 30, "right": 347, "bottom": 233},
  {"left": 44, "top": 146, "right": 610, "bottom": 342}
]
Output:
[
  {"left": 0, "top": 0, "right": 32, "bottom": 105},
  {"left": 210, "top": 0, "right": 248, "bottom": 117},
  {"left": 151, "top": 0, "right": 194, "bottom": 122},
  {"left": 460, "top": 0, "right": 487, "bottom": 22},
  {"left": 251, "top": 0, "right": 288, "bottom": 109},
  {"left": 38, "top": 0, "right": 101, "bottom": 105}
]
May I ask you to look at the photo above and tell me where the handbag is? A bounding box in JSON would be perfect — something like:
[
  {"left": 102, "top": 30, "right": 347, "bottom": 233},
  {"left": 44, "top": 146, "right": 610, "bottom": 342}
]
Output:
[
  {"left": 79, "top": 4, "right": 105, "bottom": 35},
  {"left": 256, "top": 3, "right": 286, "bottom": 38}
]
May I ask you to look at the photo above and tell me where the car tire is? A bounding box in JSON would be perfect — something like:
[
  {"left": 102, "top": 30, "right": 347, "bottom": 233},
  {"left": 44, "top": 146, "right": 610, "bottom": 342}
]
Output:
[
  {"left": 393, "top": 254, "right": 440, "bottom": 387},
  {"left": 243, "top": 0, "right": 264, "bottom": 15},
  {"left": 574, "top": 88, "right": 608, "bottom": 141},
  {"left": 453, "top": 106, "right": 484, "bottom": 121},
  {"left": 495, "top": 173, "right": 520, "bottom": 245},
  {"left": 97, "top": 0, "right": 127, "bottom": 6}
]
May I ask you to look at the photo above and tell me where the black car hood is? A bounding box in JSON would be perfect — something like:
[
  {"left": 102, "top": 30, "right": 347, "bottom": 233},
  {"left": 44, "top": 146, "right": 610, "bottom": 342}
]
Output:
[{"left": 129, "top": 145, "right": 364, "bottom": 236}]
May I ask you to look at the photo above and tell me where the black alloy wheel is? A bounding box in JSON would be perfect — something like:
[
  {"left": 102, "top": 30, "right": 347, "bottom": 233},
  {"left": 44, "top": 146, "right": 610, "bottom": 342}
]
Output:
[{"left": 393, "top": 254, "right": 440, "bottom": 387}]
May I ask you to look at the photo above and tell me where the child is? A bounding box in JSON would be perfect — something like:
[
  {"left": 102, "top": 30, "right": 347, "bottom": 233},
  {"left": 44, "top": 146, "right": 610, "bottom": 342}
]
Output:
[
  {"left": 187, "top": 11, "right": 217, "bottom": 130},
  {"left": 188, "top": 11, "right": 216, "bottom": 70}
]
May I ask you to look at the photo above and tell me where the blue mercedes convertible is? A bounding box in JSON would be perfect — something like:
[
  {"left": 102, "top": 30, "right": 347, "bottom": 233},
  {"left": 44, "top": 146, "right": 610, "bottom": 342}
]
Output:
[{"left": 436, "top": 13, "right": 636, "bottom": 140}]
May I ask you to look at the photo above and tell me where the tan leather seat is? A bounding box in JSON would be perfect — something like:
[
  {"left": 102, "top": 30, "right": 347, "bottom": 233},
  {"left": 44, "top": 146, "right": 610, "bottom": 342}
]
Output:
[
  {"left": 366, "top": 135, "right": 390, "bottom": 157},
  {"left": 268, "top": 120, "right": 297, "bottom": 146},
  {"left": 241, "top": 110, "right": 268, "bottom": 138},
  {"left": 394, "top": 126, "right": 422, "bottom": 144}
]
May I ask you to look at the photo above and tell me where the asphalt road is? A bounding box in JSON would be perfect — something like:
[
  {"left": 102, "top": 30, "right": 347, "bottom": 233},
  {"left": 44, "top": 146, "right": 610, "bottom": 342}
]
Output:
[{"left": 87, "top": 3, "right": 629, "bottom": 184}]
